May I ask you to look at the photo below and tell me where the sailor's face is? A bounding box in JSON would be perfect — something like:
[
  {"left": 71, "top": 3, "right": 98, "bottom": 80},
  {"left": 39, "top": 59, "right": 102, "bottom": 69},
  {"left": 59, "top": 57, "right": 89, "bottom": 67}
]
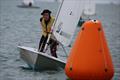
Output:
[{"left": 43, "top": 13, "right": 50, "bottom": 21}]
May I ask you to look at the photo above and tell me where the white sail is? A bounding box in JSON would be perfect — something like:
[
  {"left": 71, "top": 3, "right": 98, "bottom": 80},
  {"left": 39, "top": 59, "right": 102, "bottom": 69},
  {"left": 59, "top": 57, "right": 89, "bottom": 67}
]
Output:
[
  {"left": 83, "top": 0, "right": 96, "bottom": 16},
  {"left": 22, "top": 0, "right": 34, "bottom": 6},
  {"left": 53, "top": 0, "right": 84, "bottom": 46}
]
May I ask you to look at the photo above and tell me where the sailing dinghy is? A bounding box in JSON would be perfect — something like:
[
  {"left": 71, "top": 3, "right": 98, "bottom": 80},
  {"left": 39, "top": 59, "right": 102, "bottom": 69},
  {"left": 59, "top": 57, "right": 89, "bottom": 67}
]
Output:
[
  {"left": 18, "top": 46, "right": 66, "bottom": 70},
  {"left": 22, "top": 0, "right": 34, "bottom": 7},
  {"left": 83, "top": 0, "right": 96, "bottom": 16},
  {"left": 17, "top": 0, "right": 40, "bottom": 8},
  {"left": 18, "top": 0, "right": 84, "bottom": 70}
]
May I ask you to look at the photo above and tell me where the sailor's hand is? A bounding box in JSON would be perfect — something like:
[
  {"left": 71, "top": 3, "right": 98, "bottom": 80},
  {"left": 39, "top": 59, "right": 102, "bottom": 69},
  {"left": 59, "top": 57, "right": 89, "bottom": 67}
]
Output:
[{"left": 47, "top": 32, "right": 52, "bottom": 34}]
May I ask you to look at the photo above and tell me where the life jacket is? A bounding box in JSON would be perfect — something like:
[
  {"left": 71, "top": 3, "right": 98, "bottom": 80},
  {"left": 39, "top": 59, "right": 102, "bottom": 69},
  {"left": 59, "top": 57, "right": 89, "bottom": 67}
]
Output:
[{"left": 41, "top": 16, "right": 55, "bottom": 37}]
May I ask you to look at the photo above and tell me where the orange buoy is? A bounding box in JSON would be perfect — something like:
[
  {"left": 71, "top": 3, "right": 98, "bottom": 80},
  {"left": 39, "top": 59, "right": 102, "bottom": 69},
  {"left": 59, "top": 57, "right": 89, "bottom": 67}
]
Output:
[{"left": 65, "top": 20, "right": 114, "bottom": 80}]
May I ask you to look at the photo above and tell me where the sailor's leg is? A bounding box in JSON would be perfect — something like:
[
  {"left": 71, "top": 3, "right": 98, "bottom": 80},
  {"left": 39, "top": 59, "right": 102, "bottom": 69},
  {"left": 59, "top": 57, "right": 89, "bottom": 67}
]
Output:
[
  {"left": 50, "top": 40, "right": 58, "bottom": 58},
  {"left": 40, "top": 36, "right": 48, "bottom": 52},
  {"left": 38, "top": 35, "right": 45, "bottom": 52}
]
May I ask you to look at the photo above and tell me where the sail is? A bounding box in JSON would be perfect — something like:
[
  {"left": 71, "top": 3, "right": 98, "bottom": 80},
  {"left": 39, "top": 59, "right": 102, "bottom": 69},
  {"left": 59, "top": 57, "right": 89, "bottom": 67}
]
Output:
[
  {"left": 53, "top": 0, "right": 84, "bottom": 46},
  {"left": 83, "top": 0, "right": 96, "bottom": 16},
  {"left": 22, "top": 0, "right": 34, "bottom": 6}
]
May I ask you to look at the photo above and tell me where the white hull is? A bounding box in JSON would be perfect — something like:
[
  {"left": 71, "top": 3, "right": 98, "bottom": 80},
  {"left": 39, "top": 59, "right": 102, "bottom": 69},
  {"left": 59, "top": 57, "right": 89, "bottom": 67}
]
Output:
[{"left": 18, "top": 46, "right": 66, "bottom": 70}]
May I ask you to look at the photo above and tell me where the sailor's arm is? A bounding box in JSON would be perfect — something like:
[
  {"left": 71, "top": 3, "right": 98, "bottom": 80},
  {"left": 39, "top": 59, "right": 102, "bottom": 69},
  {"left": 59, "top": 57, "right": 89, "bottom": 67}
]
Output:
[
  {"left": 40, "top": 17, "right": 46, "bottom": 33},
  {"left": 47, "top": 17, "right": 55, "bottom": 33}
]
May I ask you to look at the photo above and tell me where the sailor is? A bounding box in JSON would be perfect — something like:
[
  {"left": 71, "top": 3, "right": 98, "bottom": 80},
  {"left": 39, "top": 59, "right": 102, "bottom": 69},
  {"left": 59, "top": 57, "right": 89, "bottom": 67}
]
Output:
[{"left": 38, "top": 9, "right": 58, "bottom": 58}]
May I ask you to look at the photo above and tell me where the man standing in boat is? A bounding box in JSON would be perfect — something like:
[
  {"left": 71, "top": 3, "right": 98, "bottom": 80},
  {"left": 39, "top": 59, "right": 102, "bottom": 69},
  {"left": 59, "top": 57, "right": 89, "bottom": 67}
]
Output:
[{"left": 38, "top": 9, "right": 58, "bottom": 58}]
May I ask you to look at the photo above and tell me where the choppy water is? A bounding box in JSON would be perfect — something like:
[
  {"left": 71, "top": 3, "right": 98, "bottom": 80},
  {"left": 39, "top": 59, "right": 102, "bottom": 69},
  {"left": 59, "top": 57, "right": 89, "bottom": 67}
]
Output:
[{"left": 0, "top": 0, "right": 120, "bottom": 80}]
